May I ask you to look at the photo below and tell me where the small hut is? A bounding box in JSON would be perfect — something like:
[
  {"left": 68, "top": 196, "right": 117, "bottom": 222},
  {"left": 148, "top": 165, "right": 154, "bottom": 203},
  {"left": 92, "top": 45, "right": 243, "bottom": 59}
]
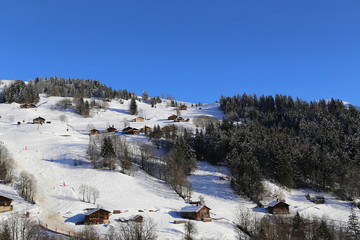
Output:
[
  {"left": 20, "top": 103, "right": 36, "bottom": 109},
  {"left": 122, "top": 127, "right": 140, "bottom": 135},
  {"left": 306, "top": 194, "right": 325, "bottom": 204},
  {"left": 189, "top": 201, "right": 201, "bottom": 206},
  {"left": 267, "top": 201, "right": 290, "bottom": 214},
  {"left": 134, "top": 215, "right": 143, "bottom": 222},
  {"left": 180, "top": 205, "right": 211, "bottom": 221},
  {"left": 33, "top": 117, "right": 45, "bottom": 124},
  {"left": 134, "top": 116, "right": 145, "bottom": 122},
  {"left": 168, "top": 115, "right": 178, "bottom": 121},
  {"left": 84, "top": 208, "right": 111, "bottom": 225},
  {"left": 174, "top": 117, "right": 184, "bottom": 122},
  {"left": 107, "top": 127, "right": 118, "bottom": 133},
  {"left": 0, "top": 196, "right": 13, "bottom": 213},
  {"left": 179, "top": 105, "right": 187, "bottom": 110},
  {"left": 90, "top": 129, "right": 100, "bottom": 135}
]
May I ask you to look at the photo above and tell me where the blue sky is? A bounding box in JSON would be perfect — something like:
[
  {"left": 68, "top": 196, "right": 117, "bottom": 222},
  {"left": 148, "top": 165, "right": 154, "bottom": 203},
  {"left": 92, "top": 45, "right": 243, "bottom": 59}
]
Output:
[{"left": 1, "top": 1, "right": 360, "bottom": 105}]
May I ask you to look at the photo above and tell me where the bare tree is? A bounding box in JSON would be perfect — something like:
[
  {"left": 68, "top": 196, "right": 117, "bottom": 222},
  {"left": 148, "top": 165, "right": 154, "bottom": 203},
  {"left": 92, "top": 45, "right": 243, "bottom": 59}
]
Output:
[
  {"left": 193, "top": 115, "right": 219, "bottom": 129},
  {"left": 199, "top": 195, "right": 205, "bottom": 205},
  {"left": 57, "top": 98, "right": 72, "bottom": 110},
  {"left": 79, "top": 184, "right": 100, "bottom": 203},
  {"left": 0, "top": 142, "right": 15, "bottom": 183},
  {"left": 79, "top": 184, "right": 87, "bottom": 202},
  {"left": 184, "top": 221, "right": 197, "bottom": 240},
  {"left": 87, "top": 123, "right": 95, "bottom": 130},
  {"left": 59, "top": 114, "right": 68, "bottom": 123},
  {"left": 117, "top": 217, "right": 157, "bottom": 240},
  {"left": 122, "top": 118, "right": 130, "bottom": 128},
  {"left": 235, "top": 206, "right": 255, "bottom": 238},
  {"left": 90, "top": 186, "right": 100, "bottom": 204},
  {"left": 17, "top": 171, "right": 36, "bottom": 203},
  {"left": 100, "top": 101, "right": 109, "bottom": 111},
  {"left": 6, "top": 211, "right": 40, "bottom": 240},
  {"left": 88, "top": 135, "right": 100, "bottom": 168},
  {"left": 139, "top": 143, "right": 156, "bottom": 176},
  {"left": 75, "top": 226, "right": 99, "bottom": 240}
]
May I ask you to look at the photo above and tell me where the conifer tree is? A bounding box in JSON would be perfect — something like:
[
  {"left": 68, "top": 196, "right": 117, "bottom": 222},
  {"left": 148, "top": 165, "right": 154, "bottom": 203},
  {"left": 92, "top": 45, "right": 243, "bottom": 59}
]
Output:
[
  {"left": 129, "top": 97, "right": 138, "bottom": 115},
  {"left": 101, "top": 137, "right": 116, "bottom": 169},
  {"left": 347, "top": 208, "right": 360, "bottom": 240},
  {"left": 142, "top": 91, "right": 149, "bottom": 102}
]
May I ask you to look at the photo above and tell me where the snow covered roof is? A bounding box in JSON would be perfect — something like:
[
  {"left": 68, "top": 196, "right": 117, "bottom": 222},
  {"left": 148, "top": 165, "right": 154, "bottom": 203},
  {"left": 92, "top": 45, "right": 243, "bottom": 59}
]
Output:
[
  {"left": 84, "top": 208, "right": 110, "bottom": 216},
  {"left": 267, "top": 201, "right": 289, "bottom": 207},
  {"left": 180, "top": 205, "right": 210, "bottom": 213}
]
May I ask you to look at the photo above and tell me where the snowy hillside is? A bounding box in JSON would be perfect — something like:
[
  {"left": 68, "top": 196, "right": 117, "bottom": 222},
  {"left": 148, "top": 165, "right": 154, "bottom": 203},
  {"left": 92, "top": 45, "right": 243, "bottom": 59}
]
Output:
[{"left": 0, "top": 80, "right": 358, "bottom": 239}]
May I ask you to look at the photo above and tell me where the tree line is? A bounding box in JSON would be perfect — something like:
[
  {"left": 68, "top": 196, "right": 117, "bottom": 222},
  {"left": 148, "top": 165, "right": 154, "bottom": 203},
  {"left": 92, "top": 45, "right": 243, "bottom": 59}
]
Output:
[
  {"left": 235, "top": 207, "right": 360, "bottom": 240},
  {"left": 1, "top": 76, "right": 132, "bottom": 104},
  {"left": 185, "top": 94, "right": 360, "bottom": 202}
]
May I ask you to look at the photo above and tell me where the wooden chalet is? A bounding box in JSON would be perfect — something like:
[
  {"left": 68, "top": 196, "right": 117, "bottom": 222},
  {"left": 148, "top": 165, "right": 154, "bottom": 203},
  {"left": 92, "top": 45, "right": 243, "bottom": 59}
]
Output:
[
  {"left": 134, "top": 116, "right": 145, "bottom": 122},
  {"left": 168, "top": 114, "right": 178, "bottom": 121},
  {"left": 0, "top": 196, "right": 13, "bottom": 213},
  {"left": 20, "top": 103, "right": 36, "bottom": 109},
  {"left": 134, "top": 215, "right": 143, "bottom": 222},
  {"left": 122, "top": 127, "right": 140, "bottom": 135},
  {"left": 33, "top": 117, "right": 45, "bottom": 124},
  {"left": 179, "top": 104, "right": 187, "bottom": 110},
  {"left": 180, "top": 205, "right": 211, "bottom": 221},
  {"left": 107, "top": 127, "right": 118, "bottom": 133},
  {"left": 90, "top": 129, "right": 100, "bottom": 135},
  {"left": 174, "top": 117, "right": 190, "bottom": 122},
  {"left": 84, "top": 208, "right": 111, "bottom": 225},
  {"left": 140, "top": 126, "right": 152, "bottom": 134},
  {"left": 267, "top": 201, "right": 290, "bottom": 214},
  {"left": 306, "top": 194, "right": 325, "bottom": 204}
]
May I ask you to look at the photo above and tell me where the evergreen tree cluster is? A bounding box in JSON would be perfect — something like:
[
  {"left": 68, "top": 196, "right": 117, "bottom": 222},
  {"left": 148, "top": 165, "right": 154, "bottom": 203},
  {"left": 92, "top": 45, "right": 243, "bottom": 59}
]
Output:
[
  {"left": 191, "top": 94, "right": 360, "bottom": 200},
  {"left": 1, "top": 80, "right": 39, "bottom": 103},
  {"left": 245, "top": 212, "right": 346, "bottom": 240},
  {"left": 1, "top": 76, "right": 132, "bottom": 103}
]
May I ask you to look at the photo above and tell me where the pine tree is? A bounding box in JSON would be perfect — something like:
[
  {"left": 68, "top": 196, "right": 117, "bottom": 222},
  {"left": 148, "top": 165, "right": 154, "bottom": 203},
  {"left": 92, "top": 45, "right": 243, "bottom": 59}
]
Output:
[
  {"left": 84, "top": 100, "right": 90, "bottom": 117},
  {"left": 192, "top": 129, "right": 205, "bottom": 160},
  {"left": 172, "top": 137, "right": 197, "bottom": 175},
  {"left": 142, "top": 91, "right": 149, "bottom": 102},
  {"left": 317, "top": 220, "right": 333, "bottom": 240},
  {"left": 100, "top": 137, "right": 116, "bottom": 169},
  {"left": 292, "top": 212, "right": 306, "bottom": 239},
  {"left": 129, "top": 97, "right": 138, "bottom": 115},
  {"left": 347, "top": 208, "right": 360, "bottom": 240},
  {"left": 0, "top": 221, "right": 11, "bottom": 240}
]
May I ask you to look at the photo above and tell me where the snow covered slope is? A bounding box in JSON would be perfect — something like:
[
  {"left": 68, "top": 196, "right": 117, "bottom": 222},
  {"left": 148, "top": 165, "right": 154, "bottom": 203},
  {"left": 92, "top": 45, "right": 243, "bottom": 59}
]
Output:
[{"left": 0, "top": 84, "right": 358, "bottom": 239}]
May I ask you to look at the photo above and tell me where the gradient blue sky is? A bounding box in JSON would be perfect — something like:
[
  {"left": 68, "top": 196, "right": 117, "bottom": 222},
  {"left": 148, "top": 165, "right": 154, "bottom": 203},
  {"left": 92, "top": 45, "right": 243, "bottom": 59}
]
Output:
[{"left": 1, "top": 1, "right": 359, "bottom": 105}]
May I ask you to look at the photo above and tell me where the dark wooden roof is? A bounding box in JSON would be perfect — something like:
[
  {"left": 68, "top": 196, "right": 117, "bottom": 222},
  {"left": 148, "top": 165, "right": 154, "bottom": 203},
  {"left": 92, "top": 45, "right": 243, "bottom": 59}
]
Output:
[
  {"left": 267, "top": 201, "right": 289, "bottom": 208},
  {"left": 0, "top": 195, "right": 13, "bottom": 203},
  {"left": 33, "top": 117, "right": 45, "bottom": 121},
  {"left": 85, "top": 208, "right": 111, "bottom": 216}
]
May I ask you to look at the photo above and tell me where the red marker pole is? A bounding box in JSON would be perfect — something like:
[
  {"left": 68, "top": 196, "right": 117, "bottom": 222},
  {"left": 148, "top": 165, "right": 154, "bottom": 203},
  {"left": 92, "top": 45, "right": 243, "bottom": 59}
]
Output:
[
  {"left": 63, "top": 182, "right": 65, "bottom": 187},
  {"left": 51, "top": 158, "right": 53, "bottom": 162}
]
